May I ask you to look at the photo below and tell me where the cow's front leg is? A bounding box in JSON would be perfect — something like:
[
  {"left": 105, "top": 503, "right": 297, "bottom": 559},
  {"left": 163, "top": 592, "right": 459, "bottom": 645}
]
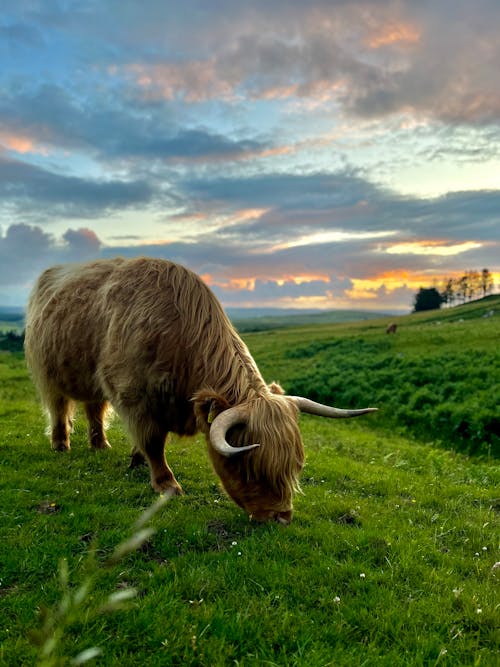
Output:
[{"left": 133, "top": 425, "right": 183, "bottom": 495}]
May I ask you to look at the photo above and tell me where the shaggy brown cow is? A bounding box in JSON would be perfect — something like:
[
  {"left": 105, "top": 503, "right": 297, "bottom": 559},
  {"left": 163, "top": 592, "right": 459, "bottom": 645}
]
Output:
[
  {"left": 386, "top": 322, "right": 398, "bottom": 334},
  {"left": 25, "top": 257, "right": 376, "bottom": 524}
]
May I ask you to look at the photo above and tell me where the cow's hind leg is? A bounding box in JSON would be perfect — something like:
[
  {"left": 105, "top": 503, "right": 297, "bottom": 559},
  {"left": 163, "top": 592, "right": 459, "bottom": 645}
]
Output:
[
  {"left": 129, "top": 420, "right": 183, "bottom": 495},
  {"left": 129, "top": 446, "right": 147, "bottom": 468},
  {"left": 85, "top": 401, "right": 112, "bottom": 450},
  {"left": 46, "top": 394, "right": 75, "bottom": 452}
]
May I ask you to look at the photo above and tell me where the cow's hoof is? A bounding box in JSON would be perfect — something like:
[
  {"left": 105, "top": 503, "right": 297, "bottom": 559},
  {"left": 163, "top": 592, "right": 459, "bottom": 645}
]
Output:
[
  {"left": 91, "top": 440, "right": 111, "bottom": 450},
  {"left": 52, "top": 442, "right": 70, "bottom": 452},
  {"left": 153, "top": 478, "right": 184, "bottom": 495}
]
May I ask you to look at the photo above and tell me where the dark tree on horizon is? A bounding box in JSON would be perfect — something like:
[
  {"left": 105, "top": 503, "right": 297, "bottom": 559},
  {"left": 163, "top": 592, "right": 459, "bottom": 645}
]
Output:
[{"left": 413, "top": 287, "right": 443, "bottom": 312}]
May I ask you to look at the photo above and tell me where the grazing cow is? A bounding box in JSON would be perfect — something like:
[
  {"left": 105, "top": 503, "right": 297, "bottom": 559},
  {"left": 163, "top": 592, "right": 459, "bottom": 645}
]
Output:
[
  {"left": 386, "top": 322, "right": 398, "bottom": 334},
  {"left": 25, "top": 258, "right": 376, "bottom": 524}
]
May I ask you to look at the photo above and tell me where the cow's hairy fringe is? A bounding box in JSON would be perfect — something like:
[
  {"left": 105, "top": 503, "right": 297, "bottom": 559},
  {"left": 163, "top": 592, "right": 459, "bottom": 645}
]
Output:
[{"left": 247, "top": 394, "right": 304, "bottom": 502}]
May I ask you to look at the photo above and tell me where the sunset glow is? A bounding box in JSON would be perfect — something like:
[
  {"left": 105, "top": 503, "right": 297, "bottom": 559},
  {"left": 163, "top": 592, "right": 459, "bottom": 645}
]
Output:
[
  {"left": 272, "top": 230, "right": 396, "bottom": 252},
  {"left": 386, "top": 241, "right": 483, "bottom": 257},
  {"left": 0, "top": 1, "right": 498, "bottom": 311},
  {"left": 0, "top": 133, "right": 39, "bottom": 154}
]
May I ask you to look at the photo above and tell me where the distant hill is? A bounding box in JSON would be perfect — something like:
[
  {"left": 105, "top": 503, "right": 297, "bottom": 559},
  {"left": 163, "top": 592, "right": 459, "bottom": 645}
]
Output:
[
  {"left": 0, "top": 305, "right": 404, "bottom": 336},
  {"left": 0, "top": 305, "right": 24, "bottom": 319},
  {"left": 227, "top": 307, "right": 401, "bottom": 332},
  {"left": 226, "top": 307, "right": 324, "bottom": 319},
  {"left": 0, "top": 306, "right": 25, "bottom": 333}
]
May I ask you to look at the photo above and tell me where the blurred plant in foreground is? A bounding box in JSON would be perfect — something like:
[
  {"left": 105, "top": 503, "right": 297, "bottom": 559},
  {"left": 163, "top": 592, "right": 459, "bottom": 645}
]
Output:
[{"left": 30, "top": 491, "right": 174, "bottom": 666}]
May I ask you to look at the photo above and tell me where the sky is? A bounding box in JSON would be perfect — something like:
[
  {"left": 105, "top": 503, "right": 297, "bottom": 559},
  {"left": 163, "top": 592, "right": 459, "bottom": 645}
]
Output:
[{"left": 1, "top": 0, "right": 499, "bottom": 312}]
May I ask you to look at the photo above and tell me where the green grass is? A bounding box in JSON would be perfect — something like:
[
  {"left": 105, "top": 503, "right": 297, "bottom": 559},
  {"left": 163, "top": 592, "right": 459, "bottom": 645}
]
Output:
[
  {"left": 246, "top": 296, "right": 500, "bottom": 457},
  {"left": 0, "top": 303, "right": 499, "bottom": 666}
]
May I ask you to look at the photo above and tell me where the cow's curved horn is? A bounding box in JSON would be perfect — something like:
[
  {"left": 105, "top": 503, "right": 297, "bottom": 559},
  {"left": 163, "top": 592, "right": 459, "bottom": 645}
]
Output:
[
  {"left": 291, "top": 396, "right": 378, "bottom": 418},
  {"left": 209, "top": 406, "right": 261, "bottom": 458}
]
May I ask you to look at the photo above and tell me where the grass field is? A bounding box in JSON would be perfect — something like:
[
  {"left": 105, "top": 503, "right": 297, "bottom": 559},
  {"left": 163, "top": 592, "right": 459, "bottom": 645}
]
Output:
[{"left": 0, "top": 302, "right": 499, "bottom": 666}]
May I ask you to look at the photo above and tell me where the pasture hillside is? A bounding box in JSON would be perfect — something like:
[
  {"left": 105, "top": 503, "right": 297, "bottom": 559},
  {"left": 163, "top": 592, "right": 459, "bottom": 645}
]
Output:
[
  {"left": 0, "top": 305, "right": 499, "bottom": 666},
  {"left": 246, "top": 296, "right": 500, "bottom": 458}
]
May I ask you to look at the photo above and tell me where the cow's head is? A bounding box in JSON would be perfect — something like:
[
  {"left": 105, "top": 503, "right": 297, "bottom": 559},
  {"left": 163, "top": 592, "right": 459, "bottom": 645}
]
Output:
[
  {"left": 195, "top": 385, "right": 377, "bottom": 524},
  {"left": 195, "top": 383, "right": 302, "bottom": 524}
]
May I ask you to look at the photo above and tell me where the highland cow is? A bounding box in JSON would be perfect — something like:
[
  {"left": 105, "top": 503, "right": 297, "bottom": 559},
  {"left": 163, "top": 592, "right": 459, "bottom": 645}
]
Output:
[{"left": 25, "top": 257, "right": 376, "bottom": 523}]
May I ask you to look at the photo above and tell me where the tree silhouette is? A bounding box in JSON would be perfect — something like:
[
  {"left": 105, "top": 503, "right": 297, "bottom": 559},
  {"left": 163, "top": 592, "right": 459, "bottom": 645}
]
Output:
[
  {"left": 441, "top": 278, "right": 455, "bottom": 308},
  {"left": 438, "top": 268, "right": 495, "bottom": 307},
  {"left": 413, "top": 287, "right": 443, "bottom": 312},
  {"left": 480, "top": 268, "right": 494, "bottom": 297}
]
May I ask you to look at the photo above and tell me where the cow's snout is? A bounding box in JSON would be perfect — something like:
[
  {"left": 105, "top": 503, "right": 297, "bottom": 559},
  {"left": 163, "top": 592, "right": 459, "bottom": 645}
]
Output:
[
  {"left": 275, "top": 509, "right": 293, "bottom": 525},
  {"left": 250, "top": 508, "right": 293, "bottom": 524}
]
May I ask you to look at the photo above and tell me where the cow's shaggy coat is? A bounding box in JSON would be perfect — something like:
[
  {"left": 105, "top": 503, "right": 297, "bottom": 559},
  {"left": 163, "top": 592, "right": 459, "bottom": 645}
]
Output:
[{"left": 25, "top": 258, "right": 304, "bottom": 522}]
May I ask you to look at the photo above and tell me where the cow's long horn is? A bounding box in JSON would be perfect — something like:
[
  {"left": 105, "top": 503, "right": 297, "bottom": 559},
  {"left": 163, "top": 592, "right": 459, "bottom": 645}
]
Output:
[
  {"left": 209, "top": 406, "right": 261, "bottom": 458},
  {"left": 291, "top": 397, "right": 378, "bottom": 418}
]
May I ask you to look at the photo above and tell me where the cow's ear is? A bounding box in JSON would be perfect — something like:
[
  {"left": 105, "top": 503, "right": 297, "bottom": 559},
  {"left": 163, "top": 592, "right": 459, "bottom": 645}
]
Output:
[
  {"left": 193, "top": 390, "right": 230, "bottom": 427},
  {"left": 269, "top": 382, "right": 285, "bottom": 395}
]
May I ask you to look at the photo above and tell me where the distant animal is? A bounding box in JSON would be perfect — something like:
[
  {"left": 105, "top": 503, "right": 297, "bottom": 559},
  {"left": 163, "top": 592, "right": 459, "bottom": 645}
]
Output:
[
  {"left": 386, "top": 323, "right": 398, "bottom": 334},
  {"left": 25, "top": 257, "right": 376, "bottom": 524}
]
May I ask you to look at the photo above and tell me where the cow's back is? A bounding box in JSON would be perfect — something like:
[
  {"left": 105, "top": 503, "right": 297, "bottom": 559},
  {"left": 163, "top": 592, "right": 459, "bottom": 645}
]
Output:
[
  {"left": 25, "top": 259, "right": 126, "bottom": 401},
  {"left": 24, "top": 257, "right": 245, "bottom": 407}
]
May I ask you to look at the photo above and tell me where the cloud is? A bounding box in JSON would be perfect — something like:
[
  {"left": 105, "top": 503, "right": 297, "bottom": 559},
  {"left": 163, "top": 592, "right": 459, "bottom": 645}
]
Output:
[
  {"left": 98, "top": 1, "right": 500, "bottom": 126},
  {"left": 0, "top": 19, "right": 45, "bottom": 50},
  {"left": 0, "top": 224, "right": 103, "bottom": 299},
  {"left": 0, "top": 83, "right": 274, "bottom": 165},
  {"left": 4, "top": 1, "right": 500, "bottom": 130},
  {"left": 0, "top": 154, "right": 154, "bottom": 221},
  {"left": 177, "top": 170, "right": 500, "bottom": 245},
  {"left": 0, "top": 1, "right": 499, "bottom": 311},
  {"left": 211, "top": 275, "right": 354, "bottom": 306},
  {"left": 62, "top": 227, "right": 101, "bottom": 255}
]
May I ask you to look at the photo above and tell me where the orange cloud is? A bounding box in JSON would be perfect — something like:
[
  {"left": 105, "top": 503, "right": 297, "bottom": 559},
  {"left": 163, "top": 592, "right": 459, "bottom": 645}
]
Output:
[
  {"left": 259, "top": 84, "right": 300, "bottom": 100},
  {"left": 0, "top": 132, "right": 44, "bottom": 154},
  {"left": 225, "top": 208, "right": 270, "bottom": 225},
  {"left": 123, "top": 60, "right": 235, "bottom": 102},
  {"left": 346, "top": 271, "right": 434, "bottom": 299},
  {"left": 202, "top": 272, "right": 330, "bottom": 292},
  {"left": 368, "top": 22, "right": 421, "bottom": 48},
  {"left": 210, "top": 276, "right": 258, "bottom": 292},
  {"left": 255, "top": 145, "right": 296, "bottom": 159}
]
